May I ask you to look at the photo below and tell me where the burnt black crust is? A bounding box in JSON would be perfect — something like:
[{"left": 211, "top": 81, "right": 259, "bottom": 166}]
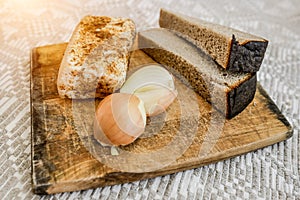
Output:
[
  {"left": 228, "top": 35, "right": 268, "bottom": 72},
  {"left": 227, "top": 74, "right": 257, "bottom": 118}
]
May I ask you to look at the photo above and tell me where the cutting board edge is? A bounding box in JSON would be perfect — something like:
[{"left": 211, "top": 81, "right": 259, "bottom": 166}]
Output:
[{"left": 32, "top": 125, "right": 291, "bottom": 195}]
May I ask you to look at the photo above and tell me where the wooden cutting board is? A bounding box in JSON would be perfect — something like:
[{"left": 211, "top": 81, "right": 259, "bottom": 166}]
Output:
[{"left": 31, "top": 43, "right": 292, "bottom": 195}]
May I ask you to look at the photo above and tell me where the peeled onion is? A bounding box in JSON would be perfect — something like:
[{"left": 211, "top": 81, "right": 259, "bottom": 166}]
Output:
[{"left": 120, "top": 64, "right": 177, "bottom": 116}]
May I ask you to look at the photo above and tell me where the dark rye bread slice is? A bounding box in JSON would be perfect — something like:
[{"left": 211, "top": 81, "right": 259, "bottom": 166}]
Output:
[
  {"left": 159, "top": 9, "right": 268, "bottom": 73},
  {"left": 138, "top": 28, "right": 257, "bottom": 119}
]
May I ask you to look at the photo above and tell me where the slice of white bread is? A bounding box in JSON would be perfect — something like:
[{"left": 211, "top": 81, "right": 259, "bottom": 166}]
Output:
[
  {"left": 159, "top": 9, "right": 268, "bottom": 72},
  {"left": 138, "top": 28, "right": 257, "bottom": 118},
  {"left": 57, "top": 16, "right": 135, "bottom": 99}
]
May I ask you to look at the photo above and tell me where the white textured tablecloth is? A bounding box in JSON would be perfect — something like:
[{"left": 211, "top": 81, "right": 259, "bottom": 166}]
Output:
[{"left": 0, "top": 0, "right": 299, "bottom": 199}]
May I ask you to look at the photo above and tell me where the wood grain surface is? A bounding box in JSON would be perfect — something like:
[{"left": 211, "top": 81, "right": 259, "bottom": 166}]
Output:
[{"left": 30, "top": 43, "right": 292, "bottom": 195}]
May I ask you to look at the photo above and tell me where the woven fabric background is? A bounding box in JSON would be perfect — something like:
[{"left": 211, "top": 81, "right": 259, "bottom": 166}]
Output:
[{"left": 0, "top": 0, "right": 299, "bottom": 199}]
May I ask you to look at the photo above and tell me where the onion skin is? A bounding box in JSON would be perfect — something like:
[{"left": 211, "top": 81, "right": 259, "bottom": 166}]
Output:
[{"left": 94, "top": 93, "right": 146, "bottom": 146}]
